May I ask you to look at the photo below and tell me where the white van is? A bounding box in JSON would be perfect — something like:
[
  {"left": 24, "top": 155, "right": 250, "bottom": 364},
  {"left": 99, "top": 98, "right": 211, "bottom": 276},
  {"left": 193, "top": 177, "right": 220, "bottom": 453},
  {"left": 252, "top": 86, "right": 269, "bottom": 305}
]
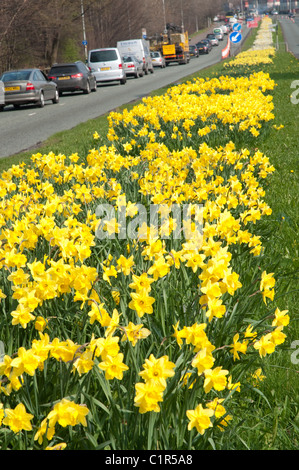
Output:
[
  {"left": 88, "top": 48, "right": 126, "bottom": 85},
  {"left": 117, "top": 39, "right": 154, "bottom": 75}
]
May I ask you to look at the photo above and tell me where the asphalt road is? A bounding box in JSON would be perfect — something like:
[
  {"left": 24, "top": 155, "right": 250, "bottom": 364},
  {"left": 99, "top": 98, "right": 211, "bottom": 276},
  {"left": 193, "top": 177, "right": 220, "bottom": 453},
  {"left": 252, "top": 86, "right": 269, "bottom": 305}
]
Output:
[
  {"left": 0, "top": 27, "right": 249, "bottom": 159},
  {"left": 279, "top": 15, "right": 299, "bottom": 58}
]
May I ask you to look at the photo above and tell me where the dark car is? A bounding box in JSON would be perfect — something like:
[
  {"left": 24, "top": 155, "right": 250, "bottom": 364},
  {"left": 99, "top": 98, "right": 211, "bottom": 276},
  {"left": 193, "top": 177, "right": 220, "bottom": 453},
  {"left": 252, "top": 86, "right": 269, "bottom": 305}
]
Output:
[
  {"left": 48, "top": 61, "right": 97, "bottom": 95},
  {"left": 196, "top": 41, "right": 210, "bottom": 54},
  {"left": 189, "top": 45, "right": 199, "bottom": 57},
  {"left": 0, "top": 68, "right": 59, "bottom": 110},
  {"left": 199, "top": 39, "right": 213, "bottom": 53}
]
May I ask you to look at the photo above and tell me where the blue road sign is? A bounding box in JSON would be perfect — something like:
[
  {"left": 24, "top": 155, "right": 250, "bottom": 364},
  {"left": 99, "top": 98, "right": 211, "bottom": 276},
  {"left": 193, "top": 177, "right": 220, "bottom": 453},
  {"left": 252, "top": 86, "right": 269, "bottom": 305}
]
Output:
[
  {"left": 82, "top": 40, "right": 88, "bottom": 46},
  {"left": 229, "top": 32, "right": 242, "bottom": 44},
  {"left": 232, "top": 23, "right": 242, "bottom": 32}
]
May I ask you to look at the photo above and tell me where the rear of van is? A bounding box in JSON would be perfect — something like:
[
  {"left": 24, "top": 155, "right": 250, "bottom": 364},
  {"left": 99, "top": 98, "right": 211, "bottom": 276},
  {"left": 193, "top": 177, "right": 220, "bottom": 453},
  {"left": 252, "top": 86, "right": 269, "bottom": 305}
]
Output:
[{"left": 88, "top": 48, "right": 126, "bottom": 85}]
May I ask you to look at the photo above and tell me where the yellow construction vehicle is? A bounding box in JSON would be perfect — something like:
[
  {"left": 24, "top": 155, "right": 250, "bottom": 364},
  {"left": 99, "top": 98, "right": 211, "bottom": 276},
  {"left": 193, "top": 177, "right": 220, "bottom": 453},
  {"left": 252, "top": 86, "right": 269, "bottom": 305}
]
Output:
[{"left": 149, "top": 24, "right": 190, "bottom": 65}]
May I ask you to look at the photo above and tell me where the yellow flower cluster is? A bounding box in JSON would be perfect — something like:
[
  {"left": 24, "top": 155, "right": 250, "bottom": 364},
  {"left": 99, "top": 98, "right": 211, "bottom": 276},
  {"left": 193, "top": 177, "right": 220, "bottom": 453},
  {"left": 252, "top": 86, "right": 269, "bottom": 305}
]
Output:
[
  {"left": 224, "top": 48, "right": 276, "bottom": 68},
  {"left": 0, "top": 60, "right": 289, "bottom": 448},
  {"left": 107, "top": 71, "right": 275, "bottom": 144},
  {"left": 224, "top": 17, "right": 275, "bottom": 69},
  {"left": 134, "top": 354, "right": 175, "bottom": 413}
]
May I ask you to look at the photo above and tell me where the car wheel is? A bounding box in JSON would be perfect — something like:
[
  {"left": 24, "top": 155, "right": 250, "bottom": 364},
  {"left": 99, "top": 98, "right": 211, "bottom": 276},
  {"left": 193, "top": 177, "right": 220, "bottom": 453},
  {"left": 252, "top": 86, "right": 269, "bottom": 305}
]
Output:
[
  {"left": 0, "top": 105, "right": 4, "bottom": 112},
  {"left": 52, "top": 89, "right": 59, "bottom": 104},
  {"left": 91, "top": 81, "right": 97, "bottom": 92},
  {"left": 83, "top": 81, "right": 91, "bottom": 94},
  {"left": 135, "top": 72, "right": 139, "bottom": 79},
  {"left": 150, "top": 68, "right": 154, "bottom": 74},
  {"left": 120, "top": 77, "right": 126, "bottom": 85},
  {"left": 38, "top": 92, "right": 45, "bottom": 108},
  {"left": 139, "top": 71, "right": 144, "bottom": 78}
]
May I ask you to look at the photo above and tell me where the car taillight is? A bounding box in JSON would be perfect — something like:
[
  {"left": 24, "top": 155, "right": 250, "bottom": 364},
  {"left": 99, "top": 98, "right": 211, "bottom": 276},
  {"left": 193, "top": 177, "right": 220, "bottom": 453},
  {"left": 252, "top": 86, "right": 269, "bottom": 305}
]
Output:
[
  {"left": 71, "top": 73, "right": 83, "bottom": 78},
  {"left": 143, "top": 57, "right": 145, "bottom": 63},
  {"left": 128, "top": 64, "right": 135, "bottom": 68},
  {"left": 119, "top": 64, "right": 123, "bottom": 69},
  {"left": 48, "top": 76, "right": 56, "bottom": 80},
  {"left": 26, "top": 82, "right": 35, "bottom": 90}
]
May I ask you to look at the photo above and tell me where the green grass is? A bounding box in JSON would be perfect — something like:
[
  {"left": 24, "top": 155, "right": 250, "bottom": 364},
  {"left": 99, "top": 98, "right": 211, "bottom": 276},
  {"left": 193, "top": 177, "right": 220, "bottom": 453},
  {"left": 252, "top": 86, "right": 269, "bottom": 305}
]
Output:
[{"left": 0, "top": 23, "right": 298, "bottom": 449}]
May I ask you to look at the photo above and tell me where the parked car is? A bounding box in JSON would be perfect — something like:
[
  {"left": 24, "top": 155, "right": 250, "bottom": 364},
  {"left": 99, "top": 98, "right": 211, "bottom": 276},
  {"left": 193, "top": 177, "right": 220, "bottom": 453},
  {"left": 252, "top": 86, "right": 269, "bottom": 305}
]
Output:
[
  {"left": 88, "top": 48, "right": 126, "bottom": 85},
  {"left": 0, "top": 68, "right": 59, "bottom": 110},
  {"left": 48, "top": 61, "right": 96, "bottom": 95},
  {"left": 122, "top": 55, "right": 144, "bottom": 78},
  {"left": 189, "top": 45, "right": 199, "bottom": 57},
  {"left": 150, "top": 51, "right": 166, "bottom": 68},
  {"left": 206, "top": 33, "right": 219, "bottom": 46},
  {"left": 196, "top": 41, "right": 210, "bottom": 54}
]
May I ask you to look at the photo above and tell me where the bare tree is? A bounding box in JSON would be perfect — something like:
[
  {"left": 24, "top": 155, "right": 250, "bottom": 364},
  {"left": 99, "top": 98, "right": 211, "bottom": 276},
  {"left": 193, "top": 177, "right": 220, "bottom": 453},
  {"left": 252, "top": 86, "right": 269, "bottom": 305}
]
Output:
[{"left": 0, "top": 0, "right": 223, "bottom": 72}]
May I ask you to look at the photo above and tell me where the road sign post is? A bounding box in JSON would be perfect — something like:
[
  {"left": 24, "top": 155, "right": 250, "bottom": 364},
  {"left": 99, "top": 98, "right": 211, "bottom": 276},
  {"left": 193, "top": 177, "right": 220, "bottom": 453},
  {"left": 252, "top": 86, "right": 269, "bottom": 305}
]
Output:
[
  {"left": 229, "top": 31, "right": 242, "bottom": 44},
  {"left": 232, "top": 23, "right": 242, "bottom": 32}
]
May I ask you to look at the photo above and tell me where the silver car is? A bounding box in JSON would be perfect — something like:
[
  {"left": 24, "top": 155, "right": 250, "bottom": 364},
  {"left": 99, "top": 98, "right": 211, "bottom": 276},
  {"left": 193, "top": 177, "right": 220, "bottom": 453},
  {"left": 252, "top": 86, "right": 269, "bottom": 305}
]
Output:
[
  {"left": 150, "top": 51, "right": 166, "bottom": 68},
  {"left": 0, "top": 68, "right": 59, "bottom": 111},
  {"left": 122, "top": 55, "right": 144, "bottom": 78},
  {"left": 88, "top": 48, "right": 126, "bottom": 85},
  {"left": 206, "top": 34, "right": 219, "bottom": 46}
]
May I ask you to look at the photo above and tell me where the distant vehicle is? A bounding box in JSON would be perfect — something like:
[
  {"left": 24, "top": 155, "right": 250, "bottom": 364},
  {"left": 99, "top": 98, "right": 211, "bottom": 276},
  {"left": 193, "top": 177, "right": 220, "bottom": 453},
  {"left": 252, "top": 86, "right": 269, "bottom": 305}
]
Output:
[
  {"left": 206, "top": 33, "right": 219, "bottom": 46},
  {"left": 88, "top": 48, "right": 126, "bottom": 85},
  {"left": 0, "top": 68, "right": 59, "bottom": 111},
  {"left": 48, "top": 61, "right": 96, "bottom": 95},
  {"left": 220, "top": 24, "right": 229, "bottom": 35},
  {"left": 122, "top": 55, "right": 144, "bottom": 78},
  {"left": 149, "top": 25, "right": 190, "bottom": 65},
  {"left": 189, "top": 45, "right": 199, "bottom": 57},
  {"left": 213, "top": 28, "right": 224, "bottom": 41},
  {"left": 150, "top": 51, "right": 166, "bottom": 68},
  {"left": 117, "top": 39, "right": 154, "bottom": 75},
  {"left": 196, "top": 41, "right": 210, "bottom": 54}
]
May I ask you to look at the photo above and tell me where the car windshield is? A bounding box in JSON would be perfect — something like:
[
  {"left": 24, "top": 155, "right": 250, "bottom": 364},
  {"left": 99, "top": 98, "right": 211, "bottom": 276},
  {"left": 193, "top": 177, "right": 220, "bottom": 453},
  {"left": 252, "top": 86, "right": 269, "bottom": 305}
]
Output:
[
  {"left": 1, "top": 70, "right": 32, "bottom": 82},
  {"left": 151, "top": 52, "right": 160, "bottom": 58},
  {"left": 49, "top": 65, "right": 79, "bottom": 74},
  {"left": 90, "top": 50, "right": 118, "bottom": 62}
]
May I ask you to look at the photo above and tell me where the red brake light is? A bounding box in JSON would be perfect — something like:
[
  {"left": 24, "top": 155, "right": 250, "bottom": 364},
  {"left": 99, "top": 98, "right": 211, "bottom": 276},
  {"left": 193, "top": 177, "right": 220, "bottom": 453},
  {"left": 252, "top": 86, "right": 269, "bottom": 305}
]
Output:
[
  {"left": 71, "top": 73, "right": 83, "bottom": 78},
  {"left": 119, "top": 63, "right": 123, "bottom": 69},
  {"left": 26, "top": 82, "right": 35, "bottom": 90},
  {"left": 128, "top": 64, "right": 135, "bottom": 68},
  {"left": 48, "top": 76, "right": 56, "bottom": 80}
]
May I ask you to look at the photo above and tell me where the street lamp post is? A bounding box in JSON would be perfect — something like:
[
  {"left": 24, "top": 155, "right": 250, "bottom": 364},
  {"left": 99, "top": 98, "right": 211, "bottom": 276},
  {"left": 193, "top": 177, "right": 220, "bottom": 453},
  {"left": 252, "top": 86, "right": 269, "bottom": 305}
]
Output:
[
  {"left": 81, "top": 0, "right": 88, "bottom": 62},
  {"left": 162, "top": 0, "right": 167, "bottom": 33}
]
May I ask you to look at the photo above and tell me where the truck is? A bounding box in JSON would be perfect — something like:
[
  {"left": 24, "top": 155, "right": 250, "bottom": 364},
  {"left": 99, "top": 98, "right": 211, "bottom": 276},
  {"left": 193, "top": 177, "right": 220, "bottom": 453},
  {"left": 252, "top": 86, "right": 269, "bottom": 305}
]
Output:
[
  {"left": 149, "top": 24, "right": 190, "bottom": 66},
  {"left": 116, "top": 39, "right": 154, "bottom": 75}
]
